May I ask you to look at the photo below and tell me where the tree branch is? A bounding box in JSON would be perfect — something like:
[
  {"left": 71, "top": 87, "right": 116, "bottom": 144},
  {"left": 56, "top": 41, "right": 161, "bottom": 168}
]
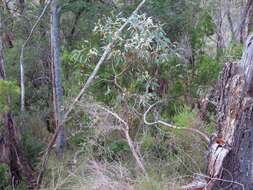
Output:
[
  {"left": 95, "top": 104, "right": 147, "bottom": 174},
  {"left": 62, "top": 0, "right": 146, "bottom": 123},
  {"left": 36, "top": 0, "right": 146, "bottom": 187},
  {"left": 143, "top": 102, "right": 210, "bottom": 142}
]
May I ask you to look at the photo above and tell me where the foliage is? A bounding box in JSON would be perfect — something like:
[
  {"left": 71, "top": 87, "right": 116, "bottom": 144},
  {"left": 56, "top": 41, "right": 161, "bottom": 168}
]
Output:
[
  {"left": 109, "top": 139, "right": 130, "bottom": 157},
  {"left": 70, "top": 13, "right": 174, "bottom": 108},
  {"left": 172, "top": 106, "right": 198, "bottom": 128},
  {"left": 22, "top": 130, "right": 44, "bottom": 167},
  {"left": 227, "top": 42, "right": 244, "bottom": 60},
  {"left": 0, "top": 164, "right": 9, "bottom": 188},
  {"left": 147, "top": 0, "right": 205, "bottom": 41},
  {"left": 94, "top": 13, "right": 174, "bottom": 62},
  {"left": 141, "top": 133, "right": 156, "bottom": 151},
  {"left": 196, "top": 56, "right": 220, "bottom": 84},
  {"left": 1, "top": 0, "right": 245, "bottom": 189}
]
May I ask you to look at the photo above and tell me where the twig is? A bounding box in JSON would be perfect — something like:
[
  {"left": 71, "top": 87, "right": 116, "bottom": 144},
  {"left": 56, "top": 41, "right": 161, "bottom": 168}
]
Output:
[
  {"left": 143, "top": 102, "right": 210, "bottom": 142},
  {"left": 96, "top": 104, "right": 128, "bottom": 129},
  {"left": 195, "top": 173, "right": 244, "bottom": 190},
  {"left": 181, "top": 171, "right": 244, "bottom": 190},
  {"left": 51, "top": 158, "right": 83, "bottom": 190}
]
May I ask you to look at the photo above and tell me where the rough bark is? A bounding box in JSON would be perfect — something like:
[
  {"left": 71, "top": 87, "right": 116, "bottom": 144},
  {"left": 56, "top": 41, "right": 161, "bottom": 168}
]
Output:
[
  {"left": 204, "top": 34, "right": 253, "bottom": 190},
  {"left": 238, "top": 0, "right": 253, "bottom": 43},
  {"left": 0, "top": 113, "right": 37, "bottom": 189},
  {"left": 216, "top": 1, "right": 224, "bottom": 56},
  {"left": 227, "top": 2, "right": 235, "bottom": 41},
  {"left": 248, "top": 1, "right": 253, "bottom": 33}
]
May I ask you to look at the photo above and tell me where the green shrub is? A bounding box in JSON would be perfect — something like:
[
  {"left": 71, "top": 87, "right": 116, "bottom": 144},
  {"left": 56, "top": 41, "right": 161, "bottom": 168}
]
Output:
[
  {"left": 229, "top": 43, "right": 243, "bottom": 59},
  {"left": 172, "top": 106, "right": 198, "bottom": 128},
  {"left": 0, "top": 80, "right": 20, "bottom": 112},
  {"left": 0, "top": 164, "right": 9, "bottom": 188},
  {"left": 141, "top": 133, "right": 155, "bottom": 151},
  {"left": 108, "top": 139, "right": 130, "bottom": 160},
  {"left": 22, "top": 132, "right": 44, "bottom": 167},
  {"left": 196, "top": 55, "right": 221, "bottom": 85}
]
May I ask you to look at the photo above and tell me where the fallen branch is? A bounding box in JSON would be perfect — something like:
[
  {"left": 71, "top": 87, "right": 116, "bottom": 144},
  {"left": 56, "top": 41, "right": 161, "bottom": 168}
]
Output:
[
  {"left": 181, "top": 173, "right": 244, "bottom": 190},
  {"left": 143, "top": 101, "right": 210, "bottom": 142},
  {"left": 181, "top": 175, "right": 207, "bottom": 190},
  {"left": 185, "top": 173, "right": 244, "bottom": 190}
]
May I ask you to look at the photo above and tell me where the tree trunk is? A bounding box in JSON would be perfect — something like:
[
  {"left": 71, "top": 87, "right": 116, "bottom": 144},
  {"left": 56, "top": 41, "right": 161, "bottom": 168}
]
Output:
[
  {"left": 238, "top": 0, "right": 253, "bottom": 43},
  {"left": 0, "top": 20, "right": 6, "bottom": 81},
  {"left": 50, "top": 0, "right": 65, "bottom": 158},
  {"left": 216, "top": 1, "right": 224, "bottom": 57},
  {"left": 0, "top": 11, "right": 36, "bottom": 189},
  {"left": 227, "top": 1, "right": 235, "bottom": 41},
  {"left": 248, "top": 1, "right": 253, "bottom": 33},
  {"left": 204, "top": 34, "right": 253, "bottom": 190}
]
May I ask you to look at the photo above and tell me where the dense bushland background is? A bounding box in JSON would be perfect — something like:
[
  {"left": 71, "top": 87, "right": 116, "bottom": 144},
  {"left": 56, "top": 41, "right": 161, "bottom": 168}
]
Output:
[{"left": 0, "top": 0, "right": 248, "bottom": 189}]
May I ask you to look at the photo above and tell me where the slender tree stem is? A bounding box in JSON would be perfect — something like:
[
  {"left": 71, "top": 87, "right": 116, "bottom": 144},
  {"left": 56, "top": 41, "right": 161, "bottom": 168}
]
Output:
[{"left": 19, "top": 0, "right": 52, "bottom": 111}]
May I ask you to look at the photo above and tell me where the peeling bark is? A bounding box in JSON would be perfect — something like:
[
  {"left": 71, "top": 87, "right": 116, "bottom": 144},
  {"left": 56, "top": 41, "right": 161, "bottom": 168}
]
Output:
[
  {"left": 204, "top": 35, "right": 253, "bottom": 189},
  {"left": 0, "top": 113, "right": 37, "bottom": 189}
]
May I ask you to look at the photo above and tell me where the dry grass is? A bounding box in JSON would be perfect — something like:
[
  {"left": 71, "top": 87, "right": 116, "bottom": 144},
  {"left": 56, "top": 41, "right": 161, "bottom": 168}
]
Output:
[
  {"left": 40, "top": 99, "right": 207, "bottom": 190},
  {"left": 41, "top": 159, "right": 188, "bottom": 190}
]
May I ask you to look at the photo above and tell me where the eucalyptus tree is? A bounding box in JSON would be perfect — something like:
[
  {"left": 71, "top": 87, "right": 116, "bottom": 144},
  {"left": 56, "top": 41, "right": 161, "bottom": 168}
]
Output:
[{"left": 50, "top": 0, "right": 65, "bottom": 158}]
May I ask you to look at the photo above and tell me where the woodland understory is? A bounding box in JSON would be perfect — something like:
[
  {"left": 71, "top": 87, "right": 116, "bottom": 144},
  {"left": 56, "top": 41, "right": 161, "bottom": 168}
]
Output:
[{"left": 1, "top": 0, "right": 253, "bottom": 190}]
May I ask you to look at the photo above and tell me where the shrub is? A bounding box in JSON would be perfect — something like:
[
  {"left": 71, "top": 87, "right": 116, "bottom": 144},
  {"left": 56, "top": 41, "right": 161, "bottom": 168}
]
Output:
[
  {"left": 0, "top": 164, "right": 9, "bottom": 188},
  {"left": 141, "top": 133, "right": 155, "bottom": 151},
  {"left": 0, "top": 80, "right": 20, "bottom": 112},
  {"left": 172, "top": 106, "right": 198, "bottom": 128}
]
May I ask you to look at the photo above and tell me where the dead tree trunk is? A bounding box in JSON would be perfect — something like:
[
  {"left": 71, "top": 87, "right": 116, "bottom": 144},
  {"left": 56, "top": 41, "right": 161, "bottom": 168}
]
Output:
[{"left": 204, "top": 34, "right": 253, "bottom": 190}]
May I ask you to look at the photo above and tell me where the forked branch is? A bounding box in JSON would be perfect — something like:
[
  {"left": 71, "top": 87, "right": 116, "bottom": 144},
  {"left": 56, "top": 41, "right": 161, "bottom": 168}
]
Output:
[{"left": 96, "top": 104, "right": 147, "bottom": 175}]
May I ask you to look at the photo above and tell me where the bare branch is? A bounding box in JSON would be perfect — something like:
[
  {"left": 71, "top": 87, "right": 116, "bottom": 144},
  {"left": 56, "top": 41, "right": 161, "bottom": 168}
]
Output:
[
  {"left": 96, "top": 104, "right": 147, "bottom": 175},
  {"left": 143, "top": 102, "right": 210, "bottom": 142},
  {"left": 181, "top": 172, "right": 245, "bottom": 190}
]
